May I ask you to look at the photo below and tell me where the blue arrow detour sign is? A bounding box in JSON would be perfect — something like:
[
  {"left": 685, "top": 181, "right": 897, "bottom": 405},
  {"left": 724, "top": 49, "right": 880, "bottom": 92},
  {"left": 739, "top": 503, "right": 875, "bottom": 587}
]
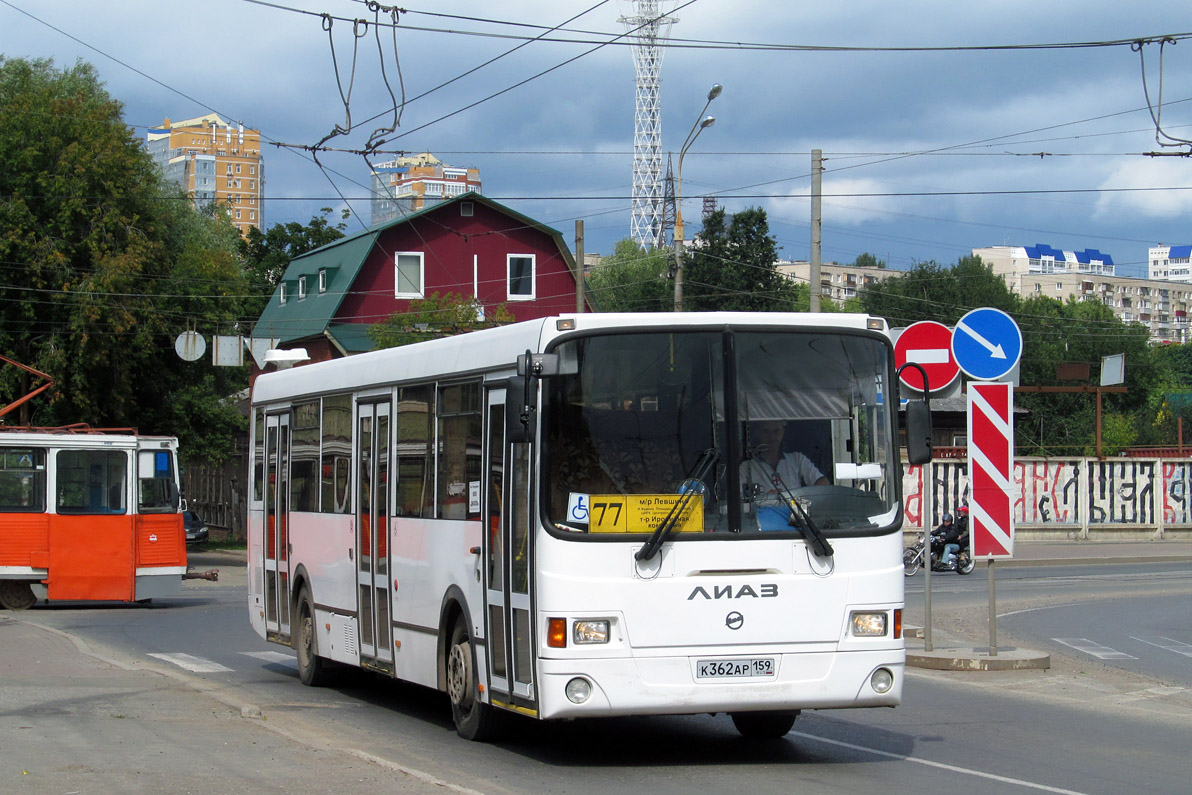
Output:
[{"left": 951, "top": 307, "right": 1023, "bottom": 381}]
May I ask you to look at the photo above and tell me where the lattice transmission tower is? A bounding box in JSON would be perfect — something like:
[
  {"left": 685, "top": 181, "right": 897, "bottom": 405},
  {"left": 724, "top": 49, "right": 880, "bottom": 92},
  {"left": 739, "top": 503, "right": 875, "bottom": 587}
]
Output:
[{"left": 620, "top": 0, "right": 676, "bottom": 249}]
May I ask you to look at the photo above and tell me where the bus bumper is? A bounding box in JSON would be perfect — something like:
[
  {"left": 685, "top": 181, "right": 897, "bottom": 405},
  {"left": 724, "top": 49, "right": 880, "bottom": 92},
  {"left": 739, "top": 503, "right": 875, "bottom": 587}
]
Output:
[{"left": 534, "top": 649, "right": 904, "bottom": 720}]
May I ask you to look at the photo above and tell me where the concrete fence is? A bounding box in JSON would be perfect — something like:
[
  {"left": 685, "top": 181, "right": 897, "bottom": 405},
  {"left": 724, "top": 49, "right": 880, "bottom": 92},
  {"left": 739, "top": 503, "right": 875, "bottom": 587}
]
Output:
[{"left": 903, "top": 456, "right": 1192, "bottom": 540}]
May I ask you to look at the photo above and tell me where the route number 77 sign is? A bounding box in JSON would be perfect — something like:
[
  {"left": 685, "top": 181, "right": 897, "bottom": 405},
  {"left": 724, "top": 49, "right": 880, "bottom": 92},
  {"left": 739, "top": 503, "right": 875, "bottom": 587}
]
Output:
[{"left": 967, "top": 382, "right": 1014, "bottom": 558}]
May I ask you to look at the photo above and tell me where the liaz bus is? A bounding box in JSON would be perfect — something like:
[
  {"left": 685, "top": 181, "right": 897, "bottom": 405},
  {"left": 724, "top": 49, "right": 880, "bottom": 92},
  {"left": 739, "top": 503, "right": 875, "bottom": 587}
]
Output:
[
  {"left": 247, "top": 312, "right": 932, "bottom": 740},
  {"left": 0, "top": 427, "right": 186, "bottom": 610}
]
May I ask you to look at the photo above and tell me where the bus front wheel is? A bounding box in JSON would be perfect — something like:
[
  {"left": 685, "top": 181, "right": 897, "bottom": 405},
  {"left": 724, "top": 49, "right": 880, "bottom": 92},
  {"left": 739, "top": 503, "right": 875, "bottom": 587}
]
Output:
[
  {"left": 447, "top": 616, "right": 496, "bottom": 741},
  {"left": 730, "top": 710, "right": 799, "bottom": 739},
  {"left": 0, "top": 581, "right": 36, "bottom": 611}
]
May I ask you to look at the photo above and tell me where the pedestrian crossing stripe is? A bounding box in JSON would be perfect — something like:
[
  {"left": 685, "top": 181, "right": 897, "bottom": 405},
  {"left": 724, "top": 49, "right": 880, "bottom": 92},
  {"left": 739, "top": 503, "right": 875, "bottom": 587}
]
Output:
[{"left": 148, "top": 652, "right": 234, "bottom": 672}]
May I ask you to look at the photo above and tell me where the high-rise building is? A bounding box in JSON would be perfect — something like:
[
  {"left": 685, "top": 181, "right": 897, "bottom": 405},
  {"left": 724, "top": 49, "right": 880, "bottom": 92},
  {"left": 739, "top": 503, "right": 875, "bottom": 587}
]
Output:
[
  {"left": 1149, "top": 245, "right": 1192, "bottom": 282},
  {"left": 147, "top": 114, "right": 264, "bottom": 235},
  {"left": 369, "top": 152, "right": 481, "bottom": 225}
]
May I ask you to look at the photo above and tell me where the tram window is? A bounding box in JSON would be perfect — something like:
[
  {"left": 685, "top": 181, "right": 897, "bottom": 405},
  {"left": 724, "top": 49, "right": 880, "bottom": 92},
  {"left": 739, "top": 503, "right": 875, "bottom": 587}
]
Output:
[
  {"left": 437, "top": 383, "right": 482, "bottom": 520},
  {"left": 252, "top": 408, "right": 265, "bottom": 503},
  {"left": 137, "top": 450, "right": 177, "bottom": 512},
  {"left": 0, "top": 447, "right": 47, "bottom": 512},
  {"left": 56, "top": 450, "right": 127, "bottom": 514},
  {"left": 396, "top": 384, "right": 433, "bottom": 517},
  {"left": 320, "top": 394, "right": 352, "bottom": 513},
  {"left": 291, "top": 401, "right": 320, "bottom": 513}
]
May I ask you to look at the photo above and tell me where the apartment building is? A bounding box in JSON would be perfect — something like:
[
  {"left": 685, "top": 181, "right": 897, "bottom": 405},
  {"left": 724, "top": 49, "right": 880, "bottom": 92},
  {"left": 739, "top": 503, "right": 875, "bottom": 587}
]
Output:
[
  {"left": 776, "top": 260, "right": 900, "bottom": 305},
  {"left": 146, "top": 114, "right": 264, "bottom": 235},
  {"left": 1149, "top": 245, "right": 1192, "bottom": 282},
  {"left": 973, "top": 245, "right": 1189, "bottom": 343},
  {"left": 369, "top": 152, "right": 482, "bottom": 225}
]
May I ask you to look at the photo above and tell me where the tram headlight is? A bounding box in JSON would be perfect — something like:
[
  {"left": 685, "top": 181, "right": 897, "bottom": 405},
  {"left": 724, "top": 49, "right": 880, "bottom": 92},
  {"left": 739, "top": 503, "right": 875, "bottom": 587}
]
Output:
[
  {"left": 850, "top": 611, "right": 888, "bottom": 637},
  {"left": 572, "top": 620, "right": 610, "bottom": 645},
  {"left": 565, "top": 677, "right": 593, "bottom": 704}
]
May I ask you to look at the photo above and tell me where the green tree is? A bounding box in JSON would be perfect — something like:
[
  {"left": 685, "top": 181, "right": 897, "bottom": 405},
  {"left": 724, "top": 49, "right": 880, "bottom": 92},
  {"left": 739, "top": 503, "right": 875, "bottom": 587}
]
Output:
[
  {"left": 0, "top": 57, "right": 246, "bottom": 460},
  {"left": 238, "top": 208, "right": 348, "bottom": 322},
  {"left": 683, "top": 207, "right": 799, "bottom": 311},
  {"left": 851, "top": 252, "right": 886, "bottom": 269},
  {"left": 858, "top": 255, "right": 1017, "bottom": 327},
  {"left": 368, "top": 292, "right": 515, "bottom": 349},
  {"left": 584, "top": 238, "right": 672, "bottom": 312}
]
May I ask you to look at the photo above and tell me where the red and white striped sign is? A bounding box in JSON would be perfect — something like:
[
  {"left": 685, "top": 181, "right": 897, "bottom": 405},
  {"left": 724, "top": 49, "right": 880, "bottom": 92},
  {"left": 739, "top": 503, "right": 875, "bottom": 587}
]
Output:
[{"left": 967, "top": 382, "right": 1014, "bottom": 558}]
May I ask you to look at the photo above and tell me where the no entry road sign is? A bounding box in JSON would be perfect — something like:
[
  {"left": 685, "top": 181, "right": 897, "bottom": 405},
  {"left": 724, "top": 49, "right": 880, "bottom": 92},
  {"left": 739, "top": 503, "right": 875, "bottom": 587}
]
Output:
[
  {"left": 894, "top": 321, "right": 960, "bottom": 392},
  {"left": 968, "top": 381, "right": 1014, "bottom": 558}
]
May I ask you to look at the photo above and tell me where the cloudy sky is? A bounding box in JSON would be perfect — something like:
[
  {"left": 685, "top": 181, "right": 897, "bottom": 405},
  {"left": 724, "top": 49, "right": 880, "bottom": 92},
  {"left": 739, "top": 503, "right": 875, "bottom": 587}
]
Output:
[{"left": 4, "top": 0, "right": 1192, "bottom": 277}]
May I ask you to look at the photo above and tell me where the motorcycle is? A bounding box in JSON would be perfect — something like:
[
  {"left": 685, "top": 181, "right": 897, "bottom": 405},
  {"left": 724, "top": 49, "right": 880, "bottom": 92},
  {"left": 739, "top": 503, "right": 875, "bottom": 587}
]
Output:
[{"left": 902, "top": 531, "right": 976, "bottom": 576}]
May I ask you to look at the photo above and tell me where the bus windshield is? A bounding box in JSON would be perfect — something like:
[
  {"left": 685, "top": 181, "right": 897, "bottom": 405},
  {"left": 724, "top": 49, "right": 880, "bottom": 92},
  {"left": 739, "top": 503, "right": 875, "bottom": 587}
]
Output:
[{"left": 545, "top": 328, "right": 898, "bottom": 537}]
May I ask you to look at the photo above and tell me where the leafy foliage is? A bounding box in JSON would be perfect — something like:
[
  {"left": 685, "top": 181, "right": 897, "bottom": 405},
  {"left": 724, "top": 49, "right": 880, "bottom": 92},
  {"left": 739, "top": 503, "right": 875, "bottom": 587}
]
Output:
[
  {"left": 0, "top": 57, "right": 246, "bottom": 461},
  {"left": 368, "top": 292, "right": 516, "bottom": 349},
  {"left": 584, "top": 238, "right": 672, "bottom": 312},
  {"left": 683, "top": 207, "right": 801, "bottom": 311}
]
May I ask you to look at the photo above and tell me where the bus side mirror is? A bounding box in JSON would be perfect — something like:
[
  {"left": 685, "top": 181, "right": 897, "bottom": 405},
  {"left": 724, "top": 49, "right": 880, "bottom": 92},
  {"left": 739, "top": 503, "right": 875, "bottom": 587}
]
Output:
[
  {"left": 904, "top": 399, "right": 933, "bottom": 465},
  {"left": 506, "top": 375, "right": 535, "bottom": 444}
]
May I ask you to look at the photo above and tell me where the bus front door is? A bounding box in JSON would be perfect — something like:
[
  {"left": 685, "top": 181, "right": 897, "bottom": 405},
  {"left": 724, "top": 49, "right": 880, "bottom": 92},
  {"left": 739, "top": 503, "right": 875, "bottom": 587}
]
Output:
[
  {"left": 483, "top": 388, "right": 537, "bottom": 715},
  {"left": 356, "top": 400, "right": 393, "bottom": 673},
  {"left": 263, "top": 412, "right": 291, "bottom": 643}
]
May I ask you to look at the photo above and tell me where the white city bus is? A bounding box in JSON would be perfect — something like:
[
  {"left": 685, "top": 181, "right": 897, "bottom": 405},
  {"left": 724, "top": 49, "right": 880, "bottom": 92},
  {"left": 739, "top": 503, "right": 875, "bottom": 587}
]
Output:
[{"left": 247, "top": 312, "right": 932, "bottom": 740}]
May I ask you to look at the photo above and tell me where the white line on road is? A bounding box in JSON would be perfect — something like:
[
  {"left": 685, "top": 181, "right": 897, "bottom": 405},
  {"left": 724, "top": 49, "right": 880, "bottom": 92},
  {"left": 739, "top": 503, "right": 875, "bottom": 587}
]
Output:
[
  {"left": 241, "top": 651, "right": 298, "bottom": 667},
  {"left": 1052, "top": 638, "right": 1137, "bottom": 660},
  {"left": 1131, "top": 636, "right": 1192, "bottom": 658},
  {"left": 147, "top": 652, "right": 233, "bottom": 673},
  {"left": 790, "top": 730, "right": 1089, "bottom": 794}
]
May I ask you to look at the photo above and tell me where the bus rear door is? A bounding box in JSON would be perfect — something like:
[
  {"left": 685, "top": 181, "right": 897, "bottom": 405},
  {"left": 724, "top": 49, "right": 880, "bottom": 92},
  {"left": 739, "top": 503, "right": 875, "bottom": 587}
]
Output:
[{"left": 263, "top": 412, "right": 291, "bottom": 642}]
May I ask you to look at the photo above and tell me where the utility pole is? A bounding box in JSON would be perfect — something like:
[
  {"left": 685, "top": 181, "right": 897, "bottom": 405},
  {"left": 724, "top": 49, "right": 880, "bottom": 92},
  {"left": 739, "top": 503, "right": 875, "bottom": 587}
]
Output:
[
  {"left": 810, "top": 148, "right": 822, "bottom": 313},
  {"left": 575, "top": 220, "right": 585, "bottom": 313}
]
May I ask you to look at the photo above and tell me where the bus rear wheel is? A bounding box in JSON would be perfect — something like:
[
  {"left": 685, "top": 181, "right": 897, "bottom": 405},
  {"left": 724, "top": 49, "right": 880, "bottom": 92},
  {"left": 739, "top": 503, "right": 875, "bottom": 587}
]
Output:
[
  {"left": 0, "top": 581, "right": 36, "bottom": 610},
  {"left": 295, "top": 586, "right": 335, "bottom": 687},
  {"left": 730, "top": 710, "right": 799, "bottom": 739},
  {"left": 447, "top": 616, "right": 496, "bottom": 741}
]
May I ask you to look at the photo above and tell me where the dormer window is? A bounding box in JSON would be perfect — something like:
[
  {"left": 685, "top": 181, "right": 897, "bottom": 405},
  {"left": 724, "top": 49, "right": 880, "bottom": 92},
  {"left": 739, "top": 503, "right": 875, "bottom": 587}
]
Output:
[
  {"left": 279, "top": 283, "right": 287, "bottom": 305},
  {"left": 318, "top": 268, "right": 327, "bottom": 293},
  {"left": 298, "top": 275, "right": 307, "bottom": 300}
]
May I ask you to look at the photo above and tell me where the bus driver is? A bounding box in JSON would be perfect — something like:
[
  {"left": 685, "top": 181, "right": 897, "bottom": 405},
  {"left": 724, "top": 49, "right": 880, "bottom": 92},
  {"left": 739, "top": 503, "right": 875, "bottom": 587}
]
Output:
[{"left": 741, "top": 419, "right": 829, "bottom": 508}]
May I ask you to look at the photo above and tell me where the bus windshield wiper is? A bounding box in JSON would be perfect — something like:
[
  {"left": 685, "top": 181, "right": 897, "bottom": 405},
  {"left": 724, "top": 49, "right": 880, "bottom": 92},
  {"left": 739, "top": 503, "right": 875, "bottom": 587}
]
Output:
[
  {"left": 635, "top": 448, "right": 719, "bottom": 563},
  {"left": 786, "top": 491, "right": 834, "bottom": 558}
]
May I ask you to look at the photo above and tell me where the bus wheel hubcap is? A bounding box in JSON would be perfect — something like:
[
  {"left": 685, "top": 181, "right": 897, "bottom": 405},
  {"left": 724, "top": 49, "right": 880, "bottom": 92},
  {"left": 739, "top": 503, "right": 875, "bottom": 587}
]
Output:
[{"left": 447, "top": 643, "right": 473, "bottom": 708}]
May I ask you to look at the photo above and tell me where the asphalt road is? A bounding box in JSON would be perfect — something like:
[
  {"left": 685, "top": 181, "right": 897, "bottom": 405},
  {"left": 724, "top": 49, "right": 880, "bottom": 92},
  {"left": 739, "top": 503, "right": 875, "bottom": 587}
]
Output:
[{"left": 4, "top": 550, "right": 1192, "bottom": 793}]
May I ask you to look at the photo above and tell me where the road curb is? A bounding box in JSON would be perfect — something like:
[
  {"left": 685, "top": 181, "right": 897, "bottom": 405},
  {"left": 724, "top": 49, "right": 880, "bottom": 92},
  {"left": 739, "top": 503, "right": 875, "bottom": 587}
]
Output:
[{"left": 907, "top": 647, "right": 1051, "bottom": 671}]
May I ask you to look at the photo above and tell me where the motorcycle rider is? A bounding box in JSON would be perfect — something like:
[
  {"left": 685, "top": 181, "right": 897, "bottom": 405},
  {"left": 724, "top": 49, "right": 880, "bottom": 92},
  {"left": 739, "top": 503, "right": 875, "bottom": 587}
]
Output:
[
  {"left": 939, "top": 508, "right": 969, "bottom": 569},
  {"left": 931, "top": 513, "right": 954, "bottom": 568}
]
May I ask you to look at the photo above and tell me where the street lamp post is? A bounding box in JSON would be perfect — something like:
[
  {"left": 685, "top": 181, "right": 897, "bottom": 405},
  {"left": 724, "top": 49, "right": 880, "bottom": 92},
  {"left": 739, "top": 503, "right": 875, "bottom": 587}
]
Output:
[{"left": 673, "top": 82, "right": 722, "bottom": 312}]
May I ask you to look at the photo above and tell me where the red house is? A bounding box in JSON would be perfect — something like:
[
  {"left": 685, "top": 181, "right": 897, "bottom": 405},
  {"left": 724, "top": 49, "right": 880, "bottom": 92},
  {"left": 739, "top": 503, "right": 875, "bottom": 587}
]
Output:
[{"left": 253, "top": 192, "right": 587, "bottom": 365}]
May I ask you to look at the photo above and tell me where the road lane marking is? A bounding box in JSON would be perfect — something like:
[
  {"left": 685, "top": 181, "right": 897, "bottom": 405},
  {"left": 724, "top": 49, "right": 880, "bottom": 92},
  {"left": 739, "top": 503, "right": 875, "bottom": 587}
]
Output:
[
  {"left": 1131, "top": 636, "right": 1192, "bottom": 658},
  {"left": 1052, "top": 638, "right": 1137, "bottom": 660},
  {"left": 241, "top": 651, "right": 298, "bottom": 667},
  {"left": 148, "top": 652, "right": 233, "bottom": 673},
  {"left": 790, "top": 730, "right": 1089, "bottom": 794}
]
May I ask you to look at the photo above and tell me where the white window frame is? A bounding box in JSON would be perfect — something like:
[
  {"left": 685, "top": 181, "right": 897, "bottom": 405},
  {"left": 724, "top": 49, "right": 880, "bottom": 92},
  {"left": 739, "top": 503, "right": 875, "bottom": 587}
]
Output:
[
  {"left": 507, "top": 254, "right": 536, "bottom": 301},
  {"left": 279, "top": 283, "right": 287, "bottom": 305},
  {"left": 318, "top": 268, "right": 327, "bottom": 294},
  {"left": 395, "top": 252, "right": 425, "bottom": 298},
  {"left": 298, "top": 275, "right": 306, "bottom": 300}
]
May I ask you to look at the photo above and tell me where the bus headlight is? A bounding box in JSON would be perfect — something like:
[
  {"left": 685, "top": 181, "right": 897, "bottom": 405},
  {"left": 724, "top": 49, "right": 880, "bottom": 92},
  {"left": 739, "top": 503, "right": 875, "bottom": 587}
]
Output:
[
  {"left": 573, "top": 620, "right": 610, "bottom": 644},
  {"left": 870, "top": 668, "right": 894, "bottom": 694},
  {"left": 850, "top": 611, "right": 888, "bottom": 637},
  {"left": 565, "top": 677, "right": 593, "bottom": 703}
]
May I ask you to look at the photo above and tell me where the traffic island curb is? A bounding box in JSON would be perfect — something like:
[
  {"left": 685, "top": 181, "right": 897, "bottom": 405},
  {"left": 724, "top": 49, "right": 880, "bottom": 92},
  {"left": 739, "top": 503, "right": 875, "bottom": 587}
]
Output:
[{"left": 907, "top": 646, "right": 1050, "bottom": 671}]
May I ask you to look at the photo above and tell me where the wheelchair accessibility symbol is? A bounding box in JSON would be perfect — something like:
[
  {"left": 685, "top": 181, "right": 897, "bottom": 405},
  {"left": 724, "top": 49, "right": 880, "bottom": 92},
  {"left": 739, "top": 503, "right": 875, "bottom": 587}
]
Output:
[{"left": 567, "top": 493, "right": 590, "bottom": 524}]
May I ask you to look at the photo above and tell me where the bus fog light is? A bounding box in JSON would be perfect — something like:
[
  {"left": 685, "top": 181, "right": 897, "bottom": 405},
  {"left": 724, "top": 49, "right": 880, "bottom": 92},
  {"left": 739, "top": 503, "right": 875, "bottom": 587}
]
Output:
[
  {"left": 870, "top": 667, "right": 894, "bottom": 694},
  {"left": 573, "top": 620, "right": 610, "bottom": 644},
  {"left": 565, "top": 677, "right": 593, "bottom": 704},
  {"left": 851, "top": 611, "right": 887, "bottom": 637}
]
